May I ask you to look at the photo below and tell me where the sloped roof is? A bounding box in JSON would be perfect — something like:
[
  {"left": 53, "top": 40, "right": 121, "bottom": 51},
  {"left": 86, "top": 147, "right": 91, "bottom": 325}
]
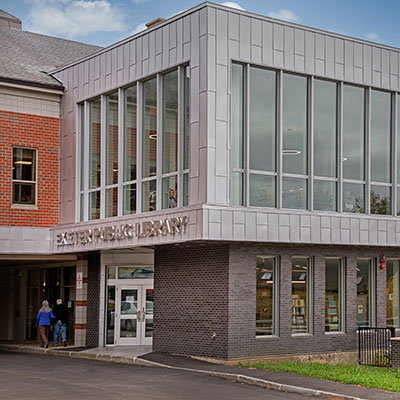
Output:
[
  {"left": 0, "top": 9, "right": 21, "bottom": 22},
  {"left": 0, "top": 26, "right": 101, "bottom": 89}
]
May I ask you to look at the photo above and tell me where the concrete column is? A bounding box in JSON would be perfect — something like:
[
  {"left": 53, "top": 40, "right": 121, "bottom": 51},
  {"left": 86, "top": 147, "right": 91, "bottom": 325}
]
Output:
[{"left": 75, "top": 260, "right": 88, "bottom": 346}]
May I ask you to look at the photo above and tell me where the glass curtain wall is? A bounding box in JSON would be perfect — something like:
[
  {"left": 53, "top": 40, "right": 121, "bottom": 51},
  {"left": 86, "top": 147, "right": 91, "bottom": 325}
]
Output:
[
  {"left": 387, "top": 260, "right": 400, "bottom": 329},
  {"left": 89, "top": 99, "right": 101, "bottom": 219},
  {"left": 231, "top": 63, "right": 244, "bottom": 205},
  {"left": 105, "top": 92, "right": 119, "bottom": 218},
  {"left": 370, "top": 90, "right": 391, "bottom": 215},
  {"left": 79, "top": 67, "right": 189, "bottom": 220},
  {"left": 314, "top": 80, "right": 337, "bottom": 211},
  {"left": 162, "top": 70, "right": 178, "bottom": 209},
  {"left": 282, "top": 74, "right": 307, "bottom": 210},
  {"left": 249, "top": 67, "right": 276, "bottom": 208},
  {"left": 124, "top": 84, "right": 137, "bottom": 215}
]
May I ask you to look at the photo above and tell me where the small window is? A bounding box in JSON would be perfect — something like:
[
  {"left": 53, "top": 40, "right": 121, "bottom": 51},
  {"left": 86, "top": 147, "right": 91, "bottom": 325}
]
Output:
[
  {"left": 12, "top": 147, "right": 36, "bottom": 205},
  {"left": 292, "top": 257, "right": 310, "bottom": 334}
]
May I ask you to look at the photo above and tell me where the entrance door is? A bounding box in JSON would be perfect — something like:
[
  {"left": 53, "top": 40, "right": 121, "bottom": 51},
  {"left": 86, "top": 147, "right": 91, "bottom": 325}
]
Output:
[{"left": 115, "top": 285, "right": 153, "bottom": 345}]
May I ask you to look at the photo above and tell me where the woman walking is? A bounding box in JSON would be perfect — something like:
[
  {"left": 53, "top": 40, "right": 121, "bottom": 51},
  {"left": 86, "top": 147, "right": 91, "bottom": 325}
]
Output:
[{"left": 35, "top": 300, "right": 54, "bottom": 348}]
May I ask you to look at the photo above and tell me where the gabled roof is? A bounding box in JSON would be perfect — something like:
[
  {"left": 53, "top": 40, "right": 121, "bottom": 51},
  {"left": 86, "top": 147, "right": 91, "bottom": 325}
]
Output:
[
  {"left": 0, "top": 25, "right": 102, "bottom": 90},
  {"left": 0, "top": 9, "right": 21, "bottom": 22}
]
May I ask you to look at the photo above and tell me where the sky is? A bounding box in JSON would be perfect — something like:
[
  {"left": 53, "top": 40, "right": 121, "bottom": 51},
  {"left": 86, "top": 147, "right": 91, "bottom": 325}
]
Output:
[{"left": 2, "top": 0, "right": 400, "bottom": 49}]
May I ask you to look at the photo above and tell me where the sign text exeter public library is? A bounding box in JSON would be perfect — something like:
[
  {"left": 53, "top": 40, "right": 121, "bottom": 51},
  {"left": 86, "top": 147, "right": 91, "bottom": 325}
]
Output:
[{"left": 56, "top": 216, "right": 188, "bottom": 246}]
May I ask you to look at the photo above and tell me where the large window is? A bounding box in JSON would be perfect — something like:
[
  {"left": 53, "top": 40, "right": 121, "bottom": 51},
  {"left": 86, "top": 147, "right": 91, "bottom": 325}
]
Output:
[
  {"left": 256, "top": 256, "right": 276, "bottom": 336},
  {"left": 387, "top": 260, "right": 400, "bottom": 329},
  {"left": 78, "top": 66, "right": 189, "bottom": 220},
  {"left": 325, "top": 258, "right": 343, "bottom": 333},
  {"left": 12, "top": 147, "right": 36, "bottom": 206},
  {"left": 230, "top": 63, "right": 399, "bottom": 217},
  {"left": 357, "top": 259, "right": 374, "bottom": 327},
  {"left": 314, "top": 79, "right": 337, "bottom": 212},
  {"left": 292, "top": 257, "right": 310, "bottom": 334}
]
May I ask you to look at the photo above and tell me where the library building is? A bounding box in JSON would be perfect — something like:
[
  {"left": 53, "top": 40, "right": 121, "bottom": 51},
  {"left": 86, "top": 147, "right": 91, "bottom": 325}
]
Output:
[{"left": 3, "top": 2, "right": 400, "bottom": 360}]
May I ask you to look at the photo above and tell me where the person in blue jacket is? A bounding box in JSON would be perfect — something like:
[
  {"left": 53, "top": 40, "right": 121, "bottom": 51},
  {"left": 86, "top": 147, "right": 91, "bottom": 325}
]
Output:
[{"left": 35, "top": 300, "right": 54, "bottom": 348}]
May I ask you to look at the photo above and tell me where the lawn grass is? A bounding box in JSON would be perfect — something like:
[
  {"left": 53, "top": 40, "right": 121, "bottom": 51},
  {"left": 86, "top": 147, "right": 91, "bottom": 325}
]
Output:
[{"left": 238, "top": 361, "right": 400, "bottom": 392}]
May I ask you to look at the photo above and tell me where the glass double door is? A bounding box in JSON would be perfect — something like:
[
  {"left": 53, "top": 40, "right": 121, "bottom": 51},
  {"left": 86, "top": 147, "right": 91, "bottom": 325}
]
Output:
[{"left": 116, "top": 284, "right": 153, "bottom": 345}]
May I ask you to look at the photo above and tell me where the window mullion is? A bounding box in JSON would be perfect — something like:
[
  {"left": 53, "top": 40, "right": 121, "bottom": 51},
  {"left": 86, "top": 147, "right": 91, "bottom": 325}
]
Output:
[
  {"left": 337, "top": 82, "right": 343, "bottom": 213},
  {"left": 365, "top": 87, "right": 371, "bottom": 215},
  {"left": 156, "top": 73, "right": 162, "bottom": 211},
  {"left": 309, "top": 76, "right": 314, "bottom": 211},
  {"left": 117, "top": 88, "right": 124, "bottom": 216},
  {"left": 276, "top": 70, "right": 283, "bottom": 209},
  {"left": 177, "top": 66, "right": 184, "bottom": 208},
  {"left": 100, "top": 94, "right": 107, "bottom": 219},
  {"left": 245, "top": 64, "right": 250, "bottom": 207},
  {"left": 137, "top": 81, "right": 143, "bottom": 213},
  {"left": 393, "top": 93, "right": 397, "bottom": 216},
  {"left": 83, "top": 101, "right": 90, "bottom": 221}
]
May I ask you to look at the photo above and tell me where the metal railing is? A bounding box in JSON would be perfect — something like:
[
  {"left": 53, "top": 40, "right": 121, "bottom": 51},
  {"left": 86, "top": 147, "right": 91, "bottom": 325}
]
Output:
[{"left": 358, "top": 327, "right": 393, "bottom": 367}]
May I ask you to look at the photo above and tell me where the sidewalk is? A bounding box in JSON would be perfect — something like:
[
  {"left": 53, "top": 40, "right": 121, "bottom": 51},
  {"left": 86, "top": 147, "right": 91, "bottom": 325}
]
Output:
[{"left": 1, "top": 343, "right": 399, "bottom": 400}]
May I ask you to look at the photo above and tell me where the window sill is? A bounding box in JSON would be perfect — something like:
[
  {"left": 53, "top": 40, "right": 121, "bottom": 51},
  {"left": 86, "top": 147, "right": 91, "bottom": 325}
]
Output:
[
  {"left": 256, "top": 334, "right": 279, "bottom": 339},
  {"left": 291, "top": 333, "right": 312, "bottom": 337},
  {"left": 11, "top": 204, "right": 38, "bottom": 211},
  {"left": 325, "top": 331, "right": 345, "bottom": 335}
]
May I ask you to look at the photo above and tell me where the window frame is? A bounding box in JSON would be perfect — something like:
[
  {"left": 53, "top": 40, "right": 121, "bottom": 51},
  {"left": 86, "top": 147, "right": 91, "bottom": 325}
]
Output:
[{"left": 11, "top": 146, "right": 38, "bottom": 209}]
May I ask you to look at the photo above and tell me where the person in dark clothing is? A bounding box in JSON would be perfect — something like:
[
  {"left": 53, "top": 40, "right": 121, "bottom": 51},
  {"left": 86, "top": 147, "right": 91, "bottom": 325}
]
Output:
[{"left": 53, "top": 298, "right": 69, "bottom": 347}]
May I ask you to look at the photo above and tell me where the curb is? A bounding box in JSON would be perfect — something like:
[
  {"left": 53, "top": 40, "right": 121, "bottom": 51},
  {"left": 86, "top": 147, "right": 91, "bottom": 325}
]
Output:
[{"left": 0, "top": 345, "right": 365, "bottom": 400}]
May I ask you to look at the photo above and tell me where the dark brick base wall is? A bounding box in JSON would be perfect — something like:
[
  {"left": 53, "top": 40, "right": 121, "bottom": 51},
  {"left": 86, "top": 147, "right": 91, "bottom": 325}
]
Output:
[
  {"left": 392, "top": 339, "right": 400, "bottom": 368},
  {"left": 154, "top": 244, "right": 230, "bottom": 358},
  {"left": 86, "top": 253, "right": 100, "bottom": 347},
  {"left": 154, "top": 241, "right": 395, "bottom": 360}
]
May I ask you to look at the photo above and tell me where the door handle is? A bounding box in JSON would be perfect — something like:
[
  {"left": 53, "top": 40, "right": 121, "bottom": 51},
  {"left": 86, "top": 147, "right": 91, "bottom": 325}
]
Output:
[
  {"left": 137, "top": 310, "right": 142, "bottom": 321},
  {"left": 142, "top": 307, "right": 145, "bottom": 322}
]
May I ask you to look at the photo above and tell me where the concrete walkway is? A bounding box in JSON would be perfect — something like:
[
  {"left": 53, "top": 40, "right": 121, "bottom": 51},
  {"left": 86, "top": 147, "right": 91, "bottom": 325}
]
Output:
[{"left": 1, "top": 343, "right": 399, "bottom": 400}]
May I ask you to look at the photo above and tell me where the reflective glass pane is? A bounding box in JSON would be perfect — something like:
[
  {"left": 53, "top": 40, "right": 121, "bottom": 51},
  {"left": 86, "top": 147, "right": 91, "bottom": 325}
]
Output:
[
  {"left": 142, "top": 180, "right": 157, "bottom": 212},
  {"left": 162, "top": 175, "right": 178, "bottom": 209},
  {"left": 108, "top": 267, "right": 116, "bottom": 280},
  {"left": 398, "top": 187, "right": 400, "bottom": 216},
  {"left": 370, "top": 185, "right": 391, "bottom": 215},
  {"left": 387, "top": 260, "right": 400, "bottom": 329},
  {"left": 183, "top": 173, "right": 189, "bottom": 206},
  {"left": 145, "top": 318, "right": 153, "bottom": 338},
  {"left": 325, "top": 259, "right": 341, "bottom": 333},
  {"left": 146, "top": 289, "right": 154, "bottom": 314},
  {"left": 230, "top": 172, "right": 243, "bottom": 206},
  {"left": 313, "top": 180, "right": 336, "bottom": 212},
  {"left": 143, "top": 78, "right": 157, "bottom": 178},
  {"left": 79, "top": 105, "right": 85, "bottom": 191},
  {"left": 343, "top": 85, "right": 364, "bottom": 180},
  {"left": 256, "top": 256, "right": 275, "bottom": 336},
  {"left": 12, "top": 182, "right": 35, "bottom": 205},
  {"left": 123, "top": 183, "right": 136, "bottom": 215},
  {"left": 282, "top": 178, "right": 307, "bottom": 210},
  {"left": 121, "top": 289, "right": 137, "bottom": 315},
  {"left": 106, "top": 286, "right": 115, "bottom": 344},
  {"left": 357, "top": 259, "right": 371, "bottom": 327},
  {"left": 314, "top": 80, "right": 337, "bottom": 177},
  {"left": 184, "top": 67, "right": 190, "bottom": 170},
  {"left": 13, "top": 148, "right": 35, "bottom": 181},
  {"left": 80, "top": 193, "right": 84, "bottom": 221},
  {"left": 118, "top": 266, "right": 154, "bottom": 279},
  {"left": 120, "top": 319, "right": 137, "bottom": 337},
  {"left": 343, "top": 182, "right": 364, "bottom": 213},
  {"left": 231, "top": 63, "right": 244, "bottom": 169},
  {"left": 250, "top": 67, "right": 276, "bottom": 172},
  {"left": 90, "top": 99, "right": 101, "bottom": 189},
  {"left": 106, "top": 93, "right": 118, "bottom": 186},
  {"left": 371, "top": 90, "right": 391, "bottom": 183},
  {"left": 105, "top": 187, "right": 118, "bottom": 218},
  {"left": 249, "top": 174, "right": 276, "bottom": 207},
  {"left": 282, "top": 74, "right": 307, "bottom": 175},
  {"left": 125, "top": 85, "right": 137, "bottom": 182},
  {"left": 90, "top": 190, "right": 100, "bottom": 219},
  {"left": 292, "top": 258, "right": 309, "bottom": 334},
  {"left": 163, "top": 70, "right": 178, "bottom": 173}
]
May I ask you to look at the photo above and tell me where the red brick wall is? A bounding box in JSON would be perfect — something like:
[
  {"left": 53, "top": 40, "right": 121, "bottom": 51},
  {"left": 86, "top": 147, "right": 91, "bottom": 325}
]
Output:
[{"left": 0, "top": 111, "right": 59, "bottom": 227}]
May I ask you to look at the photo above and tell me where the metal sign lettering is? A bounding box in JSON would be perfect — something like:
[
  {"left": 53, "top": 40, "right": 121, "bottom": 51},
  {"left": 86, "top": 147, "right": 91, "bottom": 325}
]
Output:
[{"left": 56, "top": 216, "right": 188, "bottom": 246}]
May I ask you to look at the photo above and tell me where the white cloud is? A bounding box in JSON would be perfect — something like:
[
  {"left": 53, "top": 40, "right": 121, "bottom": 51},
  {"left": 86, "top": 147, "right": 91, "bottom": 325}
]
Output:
[
  {"left": 26, "top": 0, "right": 127, "bottom": 38},
  {"left": 366, "top": 32, "right": 381, "bottom": 42},
  {"left": 268, "top": 9, "right": 300, "bottom": 23},
  {"left": 131, "top": 0, "right": 148, "bottom": 4},
  {"left": 130, "top": 22, "right": 146, "bottom": 35},
  {"left": 221, "top": 2, "right": 244, "bottom": 11}
]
